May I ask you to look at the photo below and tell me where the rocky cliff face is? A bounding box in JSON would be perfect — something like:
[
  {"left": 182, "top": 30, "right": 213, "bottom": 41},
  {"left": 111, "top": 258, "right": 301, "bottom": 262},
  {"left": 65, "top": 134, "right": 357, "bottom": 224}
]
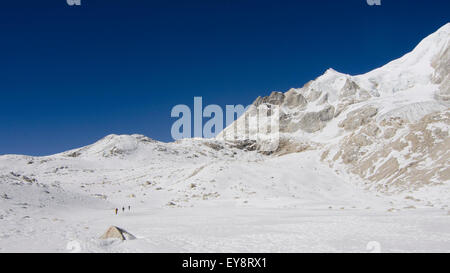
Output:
[{"left": 322, "top": 109, "right": 449, "bottom": 193}]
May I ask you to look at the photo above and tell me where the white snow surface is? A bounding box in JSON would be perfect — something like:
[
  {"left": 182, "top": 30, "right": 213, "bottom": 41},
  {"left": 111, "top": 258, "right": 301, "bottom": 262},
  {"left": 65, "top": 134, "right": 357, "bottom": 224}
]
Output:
[{"left": 1, "top": 135, "right": 449, "bottom": 253}]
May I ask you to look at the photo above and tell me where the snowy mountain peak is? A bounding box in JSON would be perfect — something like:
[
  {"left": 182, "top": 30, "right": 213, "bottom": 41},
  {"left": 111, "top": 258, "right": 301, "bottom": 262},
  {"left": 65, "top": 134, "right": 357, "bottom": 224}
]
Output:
[
  {"left": 218, "top": 24, "right": 449, "bottom": 196},
  {"left": 221, "top": 23, "right": 449, "bottom": 144},
  {"left": 324, "top": 68, "right": 344, "bottom": 76}
]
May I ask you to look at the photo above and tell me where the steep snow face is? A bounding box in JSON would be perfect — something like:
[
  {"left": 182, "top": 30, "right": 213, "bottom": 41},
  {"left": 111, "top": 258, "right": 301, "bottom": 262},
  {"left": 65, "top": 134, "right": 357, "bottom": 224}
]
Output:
[
  {"left": 359, "top": 23, "right": 449, "bottom": 95},
  {"left": 353, "top": 23, "right": 450, "bottom": 121}
]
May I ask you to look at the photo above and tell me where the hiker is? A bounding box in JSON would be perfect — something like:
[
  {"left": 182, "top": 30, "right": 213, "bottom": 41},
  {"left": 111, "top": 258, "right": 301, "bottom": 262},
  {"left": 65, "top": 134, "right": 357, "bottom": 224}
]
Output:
[
  {"left": 122, "top": 206, "right": 125, "bottom": 212},
  {"left": 115, "top": 208, "right": 118, "bottom": 215},
  {"left": 128, "top": 205, "right": 131, "bottom": 211}
]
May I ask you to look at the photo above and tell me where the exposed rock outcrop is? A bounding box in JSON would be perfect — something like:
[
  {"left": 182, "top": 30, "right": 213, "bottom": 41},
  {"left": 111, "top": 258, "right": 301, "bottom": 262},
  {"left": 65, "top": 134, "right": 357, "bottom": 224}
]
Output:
[
  {"left": 324, "top": 110, "right": 450, "bottom": 192},
  {"left": 299, "top": 106, "right": 335, "bottom": 133},
  {"left": 338, "top": 106, "right": 378, "bottom": 131},
  {"left": 432, "top": 45, "right": 450, "bottom": 101},
  {"left": 253, "top": 91, "right": 285, "bottom": 106},
  {"left": 284, "top": 89, "right": 307, "bottom": 109}
]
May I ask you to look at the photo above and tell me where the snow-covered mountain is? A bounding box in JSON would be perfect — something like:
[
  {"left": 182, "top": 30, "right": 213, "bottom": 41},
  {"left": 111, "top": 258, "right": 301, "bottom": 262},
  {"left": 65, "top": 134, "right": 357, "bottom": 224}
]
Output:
[
  {"left": 220, "top": 23, "right": 449, "bottom": 135},
  {"left": 0, "top": 24, "right": 449, "bottom": 253},
  {"left": 219, "top": 23, "right": 450, "bottom": 196}
]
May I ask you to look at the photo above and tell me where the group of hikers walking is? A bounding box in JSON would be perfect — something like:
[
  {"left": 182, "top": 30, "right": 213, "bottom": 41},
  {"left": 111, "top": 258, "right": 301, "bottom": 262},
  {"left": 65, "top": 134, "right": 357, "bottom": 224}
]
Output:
[{"left": 115, "top": 206, "right": 131, "bottom": 215}]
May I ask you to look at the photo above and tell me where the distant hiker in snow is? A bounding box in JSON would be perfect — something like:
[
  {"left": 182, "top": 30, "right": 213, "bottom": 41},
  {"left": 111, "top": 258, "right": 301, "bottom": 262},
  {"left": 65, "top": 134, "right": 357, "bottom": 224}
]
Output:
[
  {"left": 115, "top": 208, "right": 118, "bottom": 215},
  {"left": 128, "top": 206, "right": 130, "bottom": 211},
  {"left": 122, "top": 207, "right": 125, "bottom": 212}
]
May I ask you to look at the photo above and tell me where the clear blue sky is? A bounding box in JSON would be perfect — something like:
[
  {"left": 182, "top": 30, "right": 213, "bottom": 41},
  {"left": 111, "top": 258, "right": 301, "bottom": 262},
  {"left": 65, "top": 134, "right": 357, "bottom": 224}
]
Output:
[{"left": 0, "top": 0, "right": 449, "bottom": 156}]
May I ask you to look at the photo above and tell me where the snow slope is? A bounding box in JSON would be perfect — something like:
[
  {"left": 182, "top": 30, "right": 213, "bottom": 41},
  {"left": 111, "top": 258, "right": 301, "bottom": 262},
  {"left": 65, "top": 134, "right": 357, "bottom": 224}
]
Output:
[{"left": 1, "top": 143, "right": 448, "bottom": 252}]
